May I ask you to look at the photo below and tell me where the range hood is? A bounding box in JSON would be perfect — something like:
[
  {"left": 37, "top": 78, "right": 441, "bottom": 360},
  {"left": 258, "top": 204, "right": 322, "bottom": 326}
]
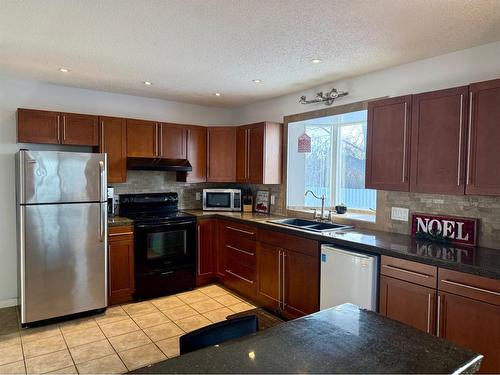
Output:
[{"left": 127, "top": 157, "right": 192, "bottom": 172}]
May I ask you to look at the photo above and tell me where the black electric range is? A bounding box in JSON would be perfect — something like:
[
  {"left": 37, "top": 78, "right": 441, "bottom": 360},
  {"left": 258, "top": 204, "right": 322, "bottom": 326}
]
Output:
[{"left": 119, "top": 193, "right": 196, "bottom": 300}]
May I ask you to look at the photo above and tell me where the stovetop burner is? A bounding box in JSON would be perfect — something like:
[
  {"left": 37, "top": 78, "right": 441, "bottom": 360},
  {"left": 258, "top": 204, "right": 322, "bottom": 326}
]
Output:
[{"left": 118, "top": 192, "right": 195, "bottom": 223}]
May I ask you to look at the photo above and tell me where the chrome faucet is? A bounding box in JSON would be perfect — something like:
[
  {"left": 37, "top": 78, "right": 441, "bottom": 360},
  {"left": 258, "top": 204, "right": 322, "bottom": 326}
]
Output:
[{"left": 305, "top": 190, "right": 326, "bottom": 221}]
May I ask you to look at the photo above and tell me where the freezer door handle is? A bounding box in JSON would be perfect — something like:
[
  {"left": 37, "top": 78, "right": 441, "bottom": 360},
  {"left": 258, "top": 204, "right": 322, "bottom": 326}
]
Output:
[{"left": 99, "top": 160, "right": 106, "bottom": 202}]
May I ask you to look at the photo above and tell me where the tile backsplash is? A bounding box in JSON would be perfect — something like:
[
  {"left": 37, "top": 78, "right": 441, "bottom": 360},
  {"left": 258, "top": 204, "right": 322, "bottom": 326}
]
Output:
[{"left": 110, "top": 170, "right": 283, "bottom": 214}]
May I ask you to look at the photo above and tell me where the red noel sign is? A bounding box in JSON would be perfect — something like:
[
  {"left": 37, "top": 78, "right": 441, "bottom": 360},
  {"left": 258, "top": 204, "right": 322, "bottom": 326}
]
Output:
[
  {"left": 298, "top": 133, "right": 311, "bottom": 153},
  {"left": 411, "top": 213, "right": 478, "bottom": 247}
]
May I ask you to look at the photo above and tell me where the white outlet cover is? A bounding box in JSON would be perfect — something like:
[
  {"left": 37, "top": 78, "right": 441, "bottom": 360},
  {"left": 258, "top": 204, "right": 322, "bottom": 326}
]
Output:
[
  {"left": 391, "top": 207, "right": 409, "bottom": 221},
  {"left": 195, "top": 192, "right": 201, "bottom": 201}
]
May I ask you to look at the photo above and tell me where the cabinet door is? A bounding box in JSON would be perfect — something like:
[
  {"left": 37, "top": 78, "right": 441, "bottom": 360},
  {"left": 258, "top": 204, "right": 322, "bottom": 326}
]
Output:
[
  {"left": 207, "top": 127, "right": 236, "bottom": 182},
  {"left": 17, "top": 108, "right": 60, "bottom": 144},
  {"left": 61, "top": 113, "right": 99, "bottom": 146},
  {"left": 126, "top": 119, "right": 159, "bottom": 157},
  {"left": 236, "top": 127, "right": 248, "bottom": 182},
  {"left": 282, "top": 249, "right": 319, "bottom": 319},
  {"left": 160, "top": 123, "right": 187, "bottom": 159},
  {"left": 99, "top": 117, "right": 127, "bottom": 183},
  {"left": 196, "top": 219, "right": 215, "bottom": 286},
  {"left": 183, "top": 126, "right": 207, "bottom": 183},
  {"left": 366, "top": 96, "right": 411, "bottom": 191},
  {"left": 410, "top": 86, "right": 469, "bottom": 194},
  {"left": 256, "top": 242, "right": 281, "bottom": 312},
  {"left": 438, "top": 292, "right": 500, "bottom": 373},
  {"left": 379, "top": 275, "right": 436, "bottom": 334},
  {"left": 466, "top": 79, "right": 500, "bottom": 196},
  {"left": 248, "top": 124, "right": 265, "bottom": 184},
  {"left": 108, "top": 227, "right": 134, "bottom": 306}
]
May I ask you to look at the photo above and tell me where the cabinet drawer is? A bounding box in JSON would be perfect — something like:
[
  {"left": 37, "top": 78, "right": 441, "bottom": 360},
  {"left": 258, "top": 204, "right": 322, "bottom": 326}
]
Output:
[
  {"left": 109, "top": 225, "right": 134, "bottom": 240},
  {"left": 381, "top": 256, "right": 437, "bottom": 288},
  {"left": 224, "top": 221, "right": 257, "bottom": 240},
  {"left": 226, "top": 257, "right": 255, "bottom": 283},
  {"left": 257, "top": 229, "right": 318, "bottom": 257},
  {"left": 439, "top": 268, "right": 500, "bottom": 306},
  {"left": 226, "top": 233, "right": 256, "bottom": 255},
  {"left": 227, "top": 243, "right": 255, "bottom": 270}
]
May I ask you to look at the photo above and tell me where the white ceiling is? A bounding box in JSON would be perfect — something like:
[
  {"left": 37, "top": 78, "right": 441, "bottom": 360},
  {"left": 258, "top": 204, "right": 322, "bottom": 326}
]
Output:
[{"left": 1, "top": 0, "right": 500, "bottom": 107}]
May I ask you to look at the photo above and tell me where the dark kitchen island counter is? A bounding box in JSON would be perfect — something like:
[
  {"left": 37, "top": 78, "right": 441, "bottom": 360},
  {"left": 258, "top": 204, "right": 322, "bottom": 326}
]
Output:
[{"left": 131, "top": 303, "right": 482, "bottom": 374}]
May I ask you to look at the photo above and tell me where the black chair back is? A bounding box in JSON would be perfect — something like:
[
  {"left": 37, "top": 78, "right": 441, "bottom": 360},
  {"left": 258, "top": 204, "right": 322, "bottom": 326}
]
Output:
[{"left": 179, "top": 315, "right": 259, "bottom": 355}]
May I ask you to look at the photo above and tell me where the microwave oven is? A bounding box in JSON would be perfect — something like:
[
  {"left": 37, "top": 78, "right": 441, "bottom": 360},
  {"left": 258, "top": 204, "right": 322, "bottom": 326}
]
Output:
[{"left": 203, "top": 189, "right": 242, "bottom": 211}]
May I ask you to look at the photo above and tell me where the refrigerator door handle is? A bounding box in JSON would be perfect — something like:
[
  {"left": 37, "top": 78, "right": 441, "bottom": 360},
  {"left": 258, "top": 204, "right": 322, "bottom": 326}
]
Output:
[
  {"left": 100, "top": 202, "right": 106, "bottom": 242},
  {"left": 99, "top": 160, "right": 106, "bottom": 202}
]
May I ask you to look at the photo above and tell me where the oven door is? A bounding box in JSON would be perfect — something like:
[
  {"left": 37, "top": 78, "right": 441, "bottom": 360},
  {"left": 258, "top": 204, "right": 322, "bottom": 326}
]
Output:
[
  {"left": 134, "top": 220, "right": 196, "bottom": 275},
  {"left": 203, "top": 191, "right": 233, "bottom": 211}
]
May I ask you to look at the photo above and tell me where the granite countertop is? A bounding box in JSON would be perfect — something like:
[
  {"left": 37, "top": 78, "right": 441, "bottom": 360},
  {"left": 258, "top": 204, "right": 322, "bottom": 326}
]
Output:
[
  {"left": 131, "top": 303, "right": 482, "bottom": 374},
  {"left": 107, "top": 215, "right": 134, "bottom": 227},
  {"left": 184, "top": 210, "right": 500, "bottom": 280}
]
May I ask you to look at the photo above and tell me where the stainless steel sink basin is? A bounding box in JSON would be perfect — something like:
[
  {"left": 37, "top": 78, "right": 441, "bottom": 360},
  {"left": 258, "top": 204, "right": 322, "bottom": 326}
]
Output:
[{"left": 269, "top": 218, "right": 353, "bottom": 233}]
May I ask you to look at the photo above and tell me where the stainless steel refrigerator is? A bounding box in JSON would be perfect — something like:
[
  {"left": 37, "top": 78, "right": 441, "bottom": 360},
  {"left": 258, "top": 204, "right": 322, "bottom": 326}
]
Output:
[{"left": 16, "top": 150, "right": 108, "bottom": 325}]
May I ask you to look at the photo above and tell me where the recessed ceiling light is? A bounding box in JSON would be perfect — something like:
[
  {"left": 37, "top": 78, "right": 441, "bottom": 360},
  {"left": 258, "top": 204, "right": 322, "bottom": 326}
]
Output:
[
  {"left": 59, "top": 67, "right": 70, "bottom": 73},
  {"left": 143, "top": 81, "right": 152, "bottom": 86},
  {"left": 311, "top": 58, "right": 322, "bottom": 64},
  {"left": 252, "top": 79, "right": 262, "bottom": 84},
  {"left": 214, "top": 92, "right": 222, "bottom": 97}
]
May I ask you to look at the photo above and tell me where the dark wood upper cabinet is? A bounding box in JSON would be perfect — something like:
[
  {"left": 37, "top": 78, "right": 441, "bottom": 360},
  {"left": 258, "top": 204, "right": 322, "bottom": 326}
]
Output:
[
  {"left": 196, "top": 219, "right": 215, "bottom": 286},
  {"left": 178, "top": 126, "right": 207, "bottom": 183},
  {"left": 108, "top": 226, "right": 135, "bottom": 306},
  {"left": 466, "top": 78, "right": 500, "bottom": 196},
  {"left": 366, "top": 96, "right": 411, "bottom": 191},
  {"left": 236, "top": 122, "right": 282, "bottom": 184},
  {"left": 126, "top": 119, "right": 159, "bottom": 157},
  {"left": 410, "top": 86, "right": 469, "bottom": 195},
  {"left": 60, "top": 113, "right": 99, "bottom": 146},
  {"left": 159, "top": 123, "right": 187, "bottom": 159},
  {"left": 17, "top": 108, "right": 98, "bottom": 146},
  {"left": 207, "top": 127, "right": 237, "bottom": 182},
  {"left": 99, "top": 116, "right": 127, "bottom": 183},
  {"left": 18, "top": 108, "right": 60, "bottom": 144}
]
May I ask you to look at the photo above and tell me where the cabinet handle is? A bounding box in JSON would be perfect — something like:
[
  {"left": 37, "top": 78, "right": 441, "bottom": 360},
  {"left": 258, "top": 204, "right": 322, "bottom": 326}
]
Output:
[
  {"left": 278, "top": 249, "right": 282, "bottom": 310},
  {"left": 62, "top": 115, "right": 67, "bottom": 141},
  {"left": 100, "top": 120, "right": 105, "bottom": 151},
  {"left": 226, "top": 226, "right": 255, "bottom": 236},
  {"left": 109, "top": 232, "right": 134, "bottom": 237},
  {"left": 226, "top": 245, "right": 254, "bottom": 256},
  {"left": 436, "top": 294, "right": 441, "bottom": 337},
  {"left": 382, "top": 264, "right": 432, "bottom": 279},
  {"left": 402, "top": 102, "right": 408, "bottom": 183},
  {"left": 426, "top": 293, "right": 431, "bottom": 334},
  {"left": 57, "top": 115, "right": 61, "bottom": 143},
  {"left": 466, "top": 92, "right": 473, "bottom": 185},
  {"left": 457, "top": 94, "right": 463, "bottom": 186},
  {"left": 441, "top": 279, "right": 500, "bottom": 297},
  {"left": 207, "top": 131, "right": 210, "bottom": 178},
  {"left": 197, "top": 225, "right": 201, "bottom": 275},
  {"left": 246, "top": 129, "right": 250, "bottom": 181},
  {"left": 282, "top": 250, "right": 287, "bottom": 309},
  {"left": 225, "top": 269, "right": 254, "bottom": 284}
]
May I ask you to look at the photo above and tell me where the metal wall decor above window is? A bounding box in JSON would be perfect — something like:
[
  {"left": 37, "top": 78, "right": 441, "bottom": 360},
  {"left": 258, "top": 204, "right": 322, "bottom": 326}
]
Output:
[{"left": 299, "top": 88, "right": 348, "bottom": 106}]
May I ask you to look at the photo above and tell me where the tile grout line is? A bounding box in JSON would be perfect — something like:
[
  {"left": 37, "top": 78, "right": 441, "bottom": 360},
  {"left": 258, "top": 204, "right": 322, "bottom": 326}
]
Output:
[
  {"left": 58, "top": 324, "right": 79, "bottom": 374},
  {"left": 93, "top": 314, "right": 128, "bottom": 373}
]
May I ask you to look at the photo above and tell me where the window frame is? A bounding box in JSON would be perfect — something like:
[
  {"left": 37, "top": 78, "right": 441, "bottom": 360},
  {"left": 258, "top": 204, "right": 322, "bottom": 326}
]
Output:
[{"left": 283, "top": 99, "right": 378, "bottom": 215}]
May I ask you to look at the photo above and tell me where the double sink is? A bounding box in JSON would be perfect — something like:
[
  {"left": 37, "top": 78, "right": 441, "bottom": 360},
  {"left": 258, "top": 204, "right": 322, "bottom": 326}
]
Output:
[{"left": 269, "top": 218, "right": 352, "bottom": 233}]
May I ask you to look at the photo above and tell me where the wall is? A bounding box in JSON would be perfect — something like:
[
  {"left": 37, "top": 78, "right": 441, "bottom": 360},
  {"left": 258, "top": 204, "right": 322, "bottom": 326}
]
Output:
[
  {"left": 0, "top": 75, "right": 235, "bottom": 306},
  {"left": 110, "top": 170, "right": 284, "bottom": 214}
]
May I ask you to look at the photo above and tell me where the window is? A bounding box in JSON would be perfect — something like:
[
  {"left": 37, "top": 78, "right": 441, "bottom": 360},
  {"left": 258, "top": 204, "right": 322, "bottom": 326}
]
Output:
[{"left": 287, "top": 109, "right": 376, "bottom": 212}]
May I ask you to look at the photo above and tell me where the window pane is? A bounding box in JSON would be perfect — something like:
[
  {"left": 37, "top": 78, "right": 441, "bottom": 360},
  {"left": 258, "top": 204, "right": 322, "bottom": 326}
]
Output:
[{"left": 304, "top": 125, "right": 332, "bottom": 207}]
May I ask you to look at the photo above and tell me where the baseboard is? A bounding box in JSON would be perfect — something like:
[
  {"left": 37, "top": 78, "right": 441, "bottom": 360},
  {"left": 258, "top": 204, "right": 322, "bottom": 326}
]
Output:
[{"left": 0, "top": 298, "right": 19, "bottom": 308}]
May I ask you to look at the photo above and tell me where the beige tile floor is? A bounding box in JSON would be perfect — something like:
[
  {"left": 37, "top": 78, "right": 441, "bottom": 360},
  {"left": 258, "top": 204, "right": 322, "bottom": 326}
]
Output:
[{"left": 0, "top": 284, "right": 257, "bottom": 374}]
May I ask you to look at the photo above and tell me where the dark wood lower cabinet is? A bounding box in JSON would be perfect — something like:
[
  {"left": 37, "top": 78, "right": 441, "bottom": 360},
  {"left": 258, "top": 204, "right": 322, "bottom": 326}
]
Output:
[
  {"left": 379, "top": 275, "right": 436, "bottom": 334},
  {"left": 108, "top": 226, "right": 135, "bottom": 306},
  {"left": 438, "top": 291, "right": 500, "bottom": 373},
  {"left": 196, "top": 219, "right": 215, "bottom": 286},
  {"left": 282, "top": 249, "right": 319, "bottom": 319},
  {"left": 256, "top": 242, "right": 281, "bottom": 312}
]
